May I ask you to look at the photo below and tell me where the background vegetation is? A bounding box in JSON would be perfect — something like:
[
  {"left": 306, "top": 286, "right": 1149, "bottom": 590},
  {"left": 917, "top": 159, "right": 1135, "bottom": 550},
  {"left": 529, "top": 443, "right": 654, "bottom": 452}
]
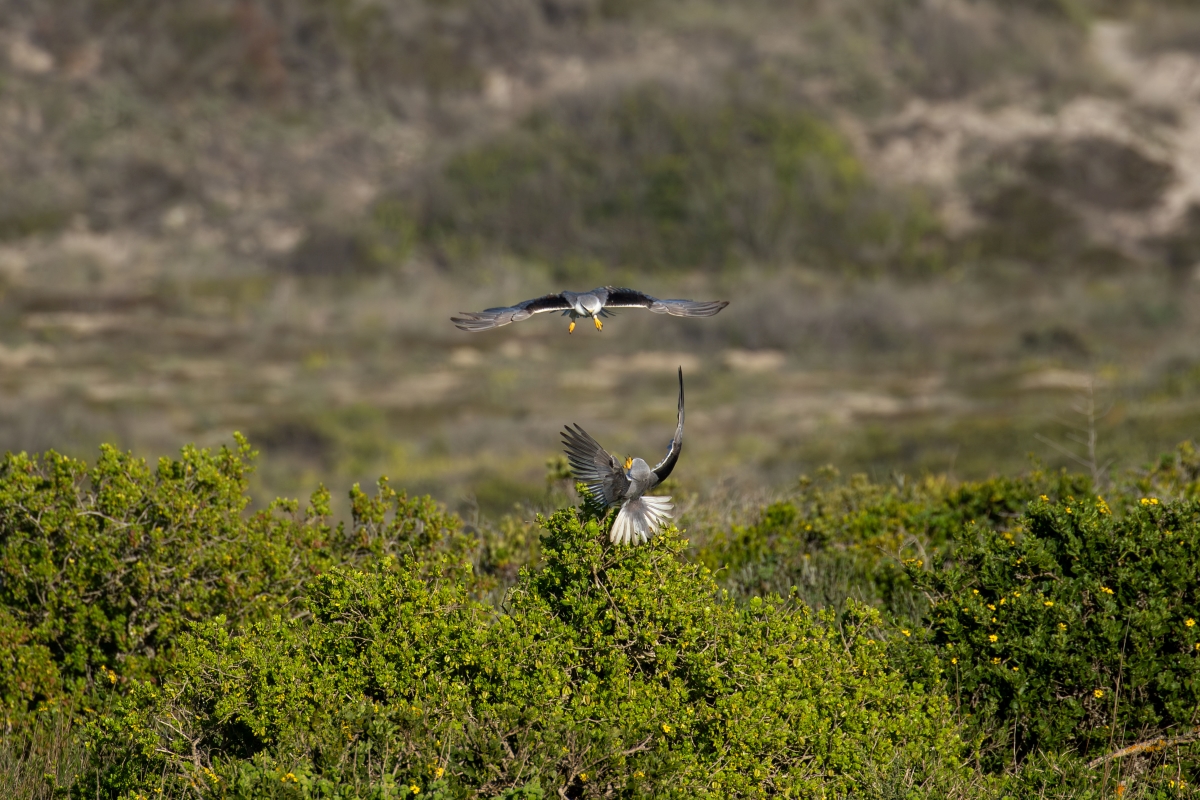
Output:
[{"left": 1, "top": 0, "right": 1200, "bottom": 514}]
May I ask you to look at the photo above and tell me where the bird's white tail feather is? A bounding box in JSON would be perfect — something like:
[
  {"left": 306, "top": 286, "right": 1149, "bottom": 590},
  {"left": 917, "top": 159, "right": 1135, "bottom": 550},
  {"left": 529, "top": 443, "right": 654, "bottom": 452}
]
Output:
[{"left": 610, "top": 495, "right": 674, "bottom": 545}]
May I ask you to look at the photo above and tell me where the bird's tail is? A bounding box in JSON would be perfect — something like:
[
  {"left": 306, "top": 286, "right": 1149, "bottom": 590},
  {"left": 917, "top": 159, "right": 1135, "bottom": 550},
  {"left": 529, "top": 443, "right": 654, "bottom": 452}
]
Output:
[{"left": 609, "top": 495, "right": 674, "bottom": 545}]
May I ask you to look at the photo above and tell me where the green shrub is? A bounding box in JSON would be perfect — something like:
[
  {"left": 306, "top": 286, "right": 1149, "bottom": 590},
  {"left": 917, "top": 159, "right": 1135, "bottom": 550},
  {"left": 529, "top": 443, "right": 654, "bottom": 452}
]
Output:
[
  {"left": 0, "top": 436, "right": 465, "bottom": 726},
  {"left": 903, "top": 492, "right": 1200, "bottom": 771},
  {"left": 13, "top": 437, "right": 1200, "bottom": 796},
  {"left": 87, "top": 508, "right": 968, "bottom": 798},
  {"left": 400, "top": 85, "right": 944, "bottom": 278},
  {"left": 698, "top": 468, "right": 1092, "bottom": 619},
  {"left": 1136, "top": 440, "right": 1200, "bottom": 502}
]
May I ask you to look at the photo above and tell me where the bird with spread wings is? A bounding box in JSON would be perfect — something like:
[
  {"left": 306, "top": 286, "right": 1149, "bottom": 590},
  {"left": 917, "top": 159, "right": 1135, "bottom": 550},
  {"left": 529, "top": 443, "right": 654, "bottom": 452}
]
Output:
[
  {"left": 452, "top": 286, "right": 728, "bottom": 334},
  {"left": 561, "top": 367, "right": 685, "bottom": 545}
]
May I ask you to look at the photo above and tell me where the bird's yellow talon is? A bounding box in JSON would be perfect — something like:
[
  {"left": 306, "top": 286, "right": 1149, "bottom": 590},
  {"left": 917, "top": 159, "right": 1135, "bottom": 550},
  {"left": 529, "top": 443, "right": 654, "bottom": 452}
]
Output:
[
  {"left": 568, "top": 320, "right": 576, "bottom": 334},
  {"left": 594, "top": 317, "right": 603, "bottom": 331},
  {"left": 624, "top": 456, "right": 633, "bottom": 470}
]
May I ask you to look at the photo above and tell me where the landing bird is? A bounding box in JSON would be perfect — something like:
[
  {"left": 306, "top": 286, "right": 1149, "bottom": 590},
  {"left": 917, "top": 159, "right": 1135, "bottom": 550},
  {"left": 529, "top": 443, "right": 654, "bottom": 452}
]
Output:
[
  {"left": 451, "top": 286, "right": 728, "bottom": 334},
  {"left": 561, "top": 367, "right": 685, "bottom": 545}
]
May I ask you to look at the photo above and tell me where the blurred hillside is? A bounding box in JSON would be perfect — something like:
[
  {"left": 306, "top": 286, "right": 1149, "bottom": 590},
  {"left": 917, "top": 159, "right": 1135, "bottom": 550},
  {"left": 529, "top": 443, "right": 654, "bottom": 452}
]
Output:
[{"left": 2, "top": 0, "right": 1200, "bottom": 514}]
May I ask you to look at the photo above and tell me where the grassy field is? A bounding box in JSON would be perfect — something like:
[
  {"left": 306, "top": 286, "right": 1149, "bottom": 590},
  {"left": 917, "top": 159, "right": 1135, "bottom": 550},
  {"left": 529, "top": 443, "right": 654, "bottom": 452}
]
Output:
[{"left": 2, "top": 254, "right": 1199, "bottom": 520}]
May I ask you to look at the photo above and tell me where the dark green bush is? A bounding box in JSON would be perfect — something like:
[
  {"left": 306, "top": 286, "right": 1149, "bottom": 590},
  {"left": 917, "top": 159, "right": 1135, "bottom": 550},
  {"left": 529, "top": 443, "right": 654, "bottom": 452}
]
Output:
[
  {"left": 87, "top": 508, "right": 967, "bottom": 798},
  {"left": 904, "top": 492, "right": 1200, "bottom": 771},
  {"left": 698, "top": 468, "right": 1092, "bottom": 619},
  {"left": 0, "top": 436, "right": 465, "bottom": 727},
  {"left": 399, "top": 85, "right": 944, "bottom": 277}
]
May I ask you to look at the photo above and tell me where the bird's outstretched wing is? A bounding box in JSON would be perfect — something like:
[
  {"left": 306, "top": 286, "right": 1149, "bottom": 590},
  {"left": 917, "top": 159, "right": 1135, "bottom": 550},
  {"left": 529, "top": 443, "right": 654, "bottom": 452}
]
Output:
[
  {"left": 604, "top": 287, "right": 729, "bottom": 317},
  {"left": 562, "top": 424, "right": 629, "bottom": 508},
  {"left": 451, "top": 293, "right": 572, "bottom": 331},
  {"left": 652, "top": 367, "right": 685, "bottom": 484}
]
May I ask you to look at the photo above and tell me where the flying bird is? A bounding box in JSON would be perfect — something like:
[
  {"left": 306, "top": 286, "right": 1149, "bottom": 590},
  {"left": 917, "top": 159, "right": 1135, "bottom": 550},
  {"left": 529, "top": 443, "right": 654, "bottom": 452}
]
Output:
[
  {"left": 561, "top": 367, "right": 685, "bottom": 545},
  {"left": 452, "top": 286, "right": 728, "bottom": 334}
]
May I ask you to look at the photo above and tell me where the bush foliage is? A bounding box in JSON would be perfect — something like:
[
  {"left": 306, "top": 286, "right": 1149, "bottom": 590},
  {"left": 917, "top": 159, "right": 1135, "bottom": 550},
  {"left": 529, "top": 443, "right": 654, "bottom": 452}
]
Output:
[
  {"left": 4, "top": 438, "right": 1200, "bottom": 797},
  {"left": 905, "top": 492, "right": 1200, "bottom": 769},
  {"left": 0, "top": 435, "right": 464, "bottom": 730},
  {"left": 87, "top": 508, "right": 964, "bottom": 798}
]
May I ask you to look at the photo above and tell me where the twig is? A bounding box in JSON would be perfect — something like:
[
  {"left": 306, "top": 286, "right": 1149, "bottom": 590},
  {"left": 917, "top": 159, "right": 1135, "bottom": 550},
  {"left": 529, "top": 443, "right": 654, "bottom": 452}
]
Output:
[
  {"left": 1033, "top": 434, "right": 1098, "bottom": 474},
  {"left": 1034, "top": 380, "right": 1115, "bottom": 486},
  {"left": 1087, "top": 727, "right": 1200, "bottom": 769}
]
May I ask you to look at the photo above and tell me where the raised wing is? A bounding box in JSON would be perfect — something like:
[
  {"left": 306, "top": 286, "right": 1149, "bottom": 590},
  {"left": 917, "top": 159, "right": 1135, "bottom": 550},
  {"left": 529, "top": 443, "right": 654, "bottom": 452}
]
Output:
[
  {"left": 561, "top": 424, "right": 629, "bottom": 508},
  {"left": 652, "top": 367, "right": 685, "bottom": 484},
  {"left": 603, "top": 287, "right": 728, "bottom": 317},
  {"left": 451, "top": 293, "right": 571, "bottom": 331}
]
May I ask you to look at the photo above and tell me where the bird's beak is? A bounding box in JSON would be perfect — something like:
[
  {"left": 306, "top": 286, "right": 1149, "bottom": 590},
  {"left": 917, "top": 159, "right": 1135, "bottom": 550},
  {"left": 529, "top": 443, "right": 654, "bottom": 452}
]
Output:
[{"left": 624, "top": 456, "right": 633, "bottom": 470}]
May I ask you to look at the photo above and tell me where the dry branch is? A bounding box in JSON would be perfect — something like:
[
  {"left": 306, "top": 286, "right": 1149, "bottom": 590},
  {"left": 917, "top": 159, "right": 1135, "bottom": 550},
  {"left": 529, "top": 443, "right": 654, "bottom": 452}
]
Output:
[{"left": 1086, "top": 727, "right": 1200, "bottom": 769}]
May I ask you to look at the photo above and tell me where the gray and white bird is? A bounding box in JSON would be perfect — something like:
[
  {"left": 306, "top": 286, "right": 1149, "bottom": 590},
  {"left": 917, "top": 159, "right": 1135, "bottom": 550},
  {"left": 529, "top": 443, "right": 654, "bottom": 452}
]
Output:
[
  {"left": 561, "top": 367, "right": 685, "bottom": 545},
  {"left": 452, "top": 286, "right": 728, "bottom": 334}
]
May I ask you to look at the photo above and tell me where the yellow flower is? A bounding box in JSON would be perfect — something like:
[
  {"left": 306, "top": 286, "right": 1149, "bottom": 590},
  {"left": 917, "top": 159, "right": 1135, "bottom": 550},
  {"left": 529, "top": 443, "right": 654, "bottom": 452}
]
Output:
[
  {"left": 988, "top": 634, "right": 998, "bottom": 643},
  {"left": 999, "top": 597, "right": 1006, "bottom": 605},
  {"left": 282, "top": 773, "right": 297, "bottom": 784},
  {"left": 1059, "top": 623, "right": 1067, "bottom": 631},
  {"left": 409, "top": 785, "right": 420, "bottom": 795},
  {"left": 901, "top": 629, "right": 911, "bottom": 637},
  {"left": 1097, "top": 496, "right": 1111, "bottom": 514},
  {"left": 1186, "top": 619, "right": 1196, "bottom": 628},
  {"left": 1040, "top": 495, "right": 1049, "bottom": 502},
  {"left": 991, "top": 657, "right": 1001, "bottom": 664},
  {"left": 1100, "top": 586, "right": 1114, "bottom": 595},
  {"left": 1043, "top": 601, "right": 1054, "bottom": 607},
  {"left": 662, "top": 723, "right": 671, "bottom": 733},
  {"left": 634, "top": 771, "right": 645, "bottom": 779},
  {"left": 1094, "top": 689, "right": 1104, "bottom": 699},
  {"left": 579, "top": 773, "right": 588, "bottom": 782},
  {"left": 434, "top": 767, "right": 444, "bottom": 779},
  {"left": 1012, "top": 666, "right": 1019, "bottom": 672},
  {"left": 1013, "top": 591, "right": 1021, "bottom": 597},
  {"left": 987, "top": 604, "right": 996, "bottom": 611},
  {"left": 951, "top": 658, "right": 958, "bottom": 664}
]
